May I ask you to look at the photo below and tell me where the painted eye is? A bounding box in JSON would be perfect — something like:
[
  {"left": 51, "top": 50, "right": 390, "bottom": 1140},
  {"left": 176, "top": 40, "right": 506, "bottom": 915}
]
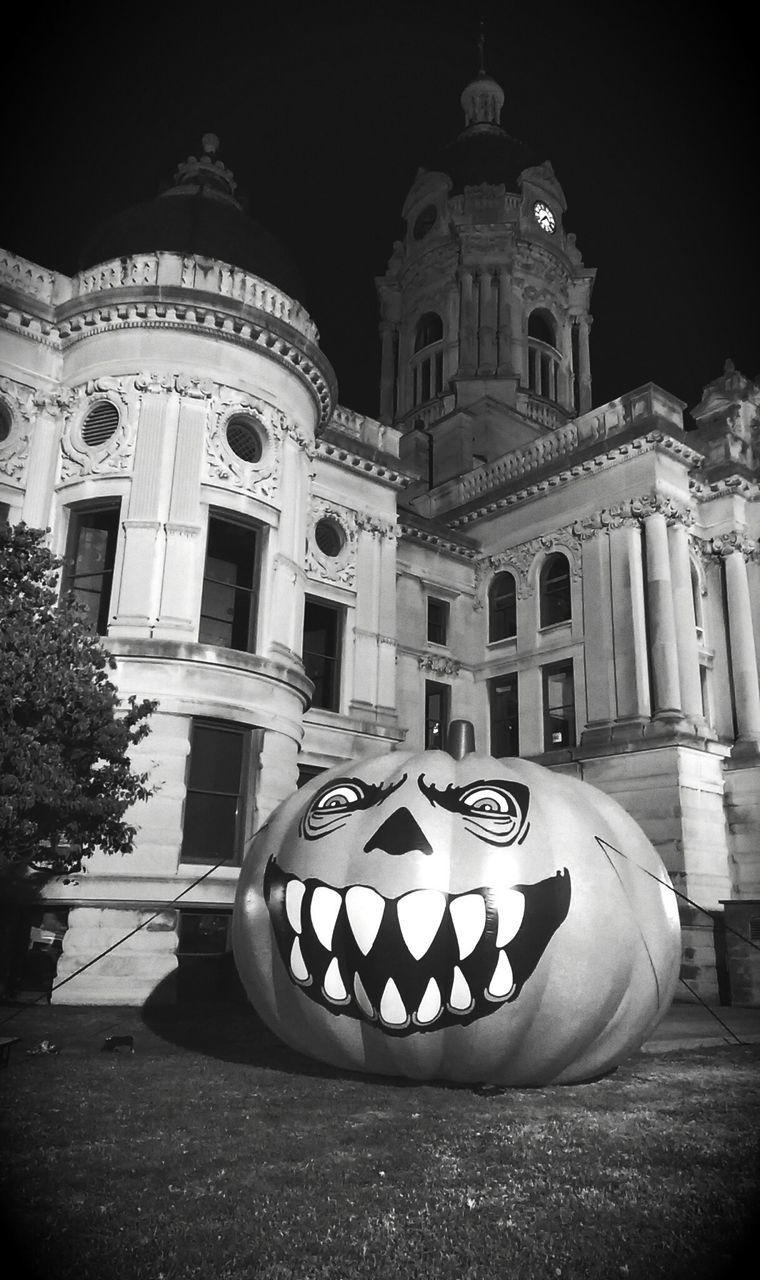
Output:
[
  {"left": 460, "top": 787, "right": 518, "bottom": 818},
  {"left": 314, "top": 783, "right": 366, "bottom": 812}
]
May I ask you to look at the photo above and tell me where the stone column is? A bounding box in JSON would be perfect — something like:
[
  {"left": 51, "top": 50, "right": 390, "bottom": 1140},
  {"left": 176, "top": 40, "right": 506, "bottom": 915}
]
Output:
[
  {"left": 21, "top": 392, "right": 66, "bottom": 529},
  {"left": 577, "top": 315, "right": 593, "bottom": 413},
  {"left": 378, "top": 322, "right": 397, "bottom": 425},
  {"left": 110, "top": 387, "right": 177, "bottom": 637},
  {"left": 510, "top": 293, "right": 524, "bottom": 386},
  {"left": 458, "top": 268, "right": 477, "bottom": 375},
  {"left": 496, "top": 268, "right": 512, "bottom": 375},
  {"left": 154, "top": 393, "right": 206, "bottom": 639},
  {"left": 644, "top": 510, "right": 682, "bottom": 722},
  {"left": 668, "top": 521, "right": 705, "bottom": 727},
  {"left": 265, "top": 431, "right": 309, "bottom": 660},
  {"left": 721, "top": 539, "right": 760, "bottom": 751},
  {"left": 477, "top": 269, "right": 497, "bottom": 374},
  {"left": 580, "top": 532, "right": 616, "bottom": 729},
  {"left": 610, "top": 523, "right": 651, "bottom": 724},
  {"left": 376, "top": 525, "right": 398, "bottom": 715}
]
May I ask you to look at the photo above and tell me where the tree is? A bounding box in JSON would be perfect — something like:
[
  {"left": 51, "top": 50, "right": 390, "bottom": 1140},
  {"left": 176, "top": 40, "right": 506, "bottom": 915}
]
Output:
[{"left": 0, "top": 522, "right": 157, "bottom": 880}]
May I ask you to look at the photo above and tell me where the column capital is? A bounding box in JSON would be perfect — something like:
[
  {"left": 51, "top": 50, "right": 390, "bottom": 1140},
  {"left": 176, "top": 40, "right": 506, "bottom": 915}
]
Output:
[{"left": 708, "top": 530, "right": 757, "bottom": 562}]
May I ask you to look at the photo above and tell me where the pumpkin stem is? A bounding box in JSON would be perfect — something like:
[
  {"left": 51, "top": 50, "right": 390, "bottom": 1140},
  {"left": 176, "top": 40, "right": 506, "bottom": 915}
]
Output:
[{"left": 447, "top": 720, "right": 476, "bottom": 759}]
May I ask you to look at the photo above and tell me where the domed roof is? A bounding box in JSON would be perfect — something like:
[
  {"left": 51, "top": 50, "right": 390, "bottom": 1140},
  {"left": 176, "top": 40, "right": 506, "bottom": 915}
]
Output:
[
  {"left": 423, "top": 63, "right": 536, "bottom": 196},
  {"left": 79, "top": 134, "right": 307, "bottom": 303}
]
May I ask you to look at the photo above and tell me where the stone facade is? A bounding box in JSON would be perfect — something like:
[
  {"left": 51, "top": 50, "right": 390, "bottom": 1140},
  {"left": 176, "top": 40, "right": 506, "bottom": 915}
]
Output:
[{"left": 1, "top": 79, "right": 758, "bottom": 1007}]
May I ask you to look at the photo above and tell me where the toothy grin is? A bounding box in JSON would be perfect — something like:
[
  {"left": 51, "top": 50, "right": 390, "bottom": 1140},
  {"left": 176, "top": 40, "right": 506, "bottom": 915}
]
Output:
[{"left": 264, "top": 858, "right": 571, "bottom": 1034}]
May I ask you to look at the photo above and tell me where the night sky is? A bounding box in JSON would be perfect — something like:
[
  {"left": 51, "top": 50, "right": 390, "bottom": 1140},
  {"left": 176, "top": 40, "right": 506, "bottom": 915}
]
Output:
[{"left": 3, "top": 4, "right": 757, "bottom": 425}]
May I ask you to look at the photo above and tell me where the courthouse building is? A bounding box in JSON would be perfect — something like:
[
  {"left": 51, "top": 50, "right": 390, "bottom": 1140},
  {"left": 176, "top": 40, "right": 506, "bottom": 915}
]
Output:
[{"left": 1, "top": 63, "right": 758, "bottom": 1005}]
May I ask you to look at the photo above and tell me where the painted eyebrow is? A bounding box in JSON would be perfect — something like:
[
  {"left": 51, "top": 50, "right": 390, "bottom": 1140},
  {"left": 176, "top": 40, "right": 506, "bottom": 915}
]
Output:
[
  {"left": 416, "top": 774, "right": 531, "bottom": 813},
  {"left": 312, "top": 773, "right": 408, "bottom": 811}
]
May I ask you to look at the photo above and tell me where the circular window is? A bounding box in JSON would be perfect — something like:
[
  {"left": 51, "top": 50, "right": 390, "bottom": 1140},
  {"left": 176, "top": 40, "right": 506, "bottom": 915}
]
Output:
[
  {"left": 81, "top": 400, "right": 119, "bottom": 448},
  {"left": 314, "top": 517, "right": 345, "bottom": 558},
  {"left": 0, "top": 403, "right": 11, "bottom": 444},
  {"left": 226, "top": 415, "right": 263, "bottom": 463}
]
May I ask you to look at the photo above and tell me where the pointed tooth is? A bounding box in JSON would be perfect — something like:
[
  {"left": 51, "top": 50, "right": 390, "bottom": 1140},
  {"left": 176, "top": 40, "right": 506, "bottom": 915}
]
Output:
[
  {"left": 289, "top": 937, "right": 309, "bottom": 982},
  {"left": 310, "top": 885, "right": 342, "bottom": 950},
  {"left": 488, "top": 950, "right": 515, "bottom": 999},
  {"left": 285, "top": 879, "right": 305, "bottom": 934},
  {"left": 397, "top": 889, "right": 447, "bottom": 961},
  {"left": 416, "top": 977, "right": 442, "bottom": 1025},
  {"left": 323, "top": 956, "right": 347, "bottom": 1002},
  {"left": 495, "top": 888, "right": 525, "bottom": 947},
  {"left": 379, "top": 977, "right": 407, "bottom": 1026},
  {"left": 449, "top": 965, "right": 472, "bottom": 1012},
  {"left": 354, "top": 972, "right": 375, "bottom": 1019},
  {"left": 345, "top": 885, "right": 386, "bottom": 956},
  {"left": 450, "top": 893, "right": 486, "bottom": 960}
]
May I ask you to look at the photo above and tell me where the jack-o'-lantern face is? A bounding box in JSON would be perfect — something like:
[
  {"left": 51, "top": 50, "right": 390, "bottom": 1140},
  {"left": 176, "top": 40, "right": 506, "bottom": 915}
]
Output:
[
  {"left": 233, "top": 739, "right": 681, "bottom": 1087},
  {"left": 264, "top": 770, "right": 570, "bottom": 1034}
]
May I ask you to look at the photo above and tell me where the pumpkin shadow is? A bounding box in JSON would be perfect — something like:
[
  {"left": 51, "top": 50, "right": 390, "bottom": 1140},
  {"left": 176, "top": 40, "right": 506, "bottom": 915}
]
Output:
[{"left": 140, "top": 972, "right": 420, "bottom": 1086}]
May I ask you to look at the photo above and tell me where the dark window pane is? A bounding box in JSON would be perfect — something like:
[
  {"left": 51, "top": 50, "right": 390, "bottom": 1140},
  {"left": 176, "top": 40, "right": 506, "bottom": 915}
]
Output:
[
  {"left": 489, "top": 572, "right": 517, "bottom": 641},
  {"left": 178, "top": 912, "right": 230, "bottom": 955},
  {"left": 199, "top": 518, "right": 256, "bottom": 650},
  {"left": 303, "top": 599, "right": 342, "bottom": 711},
  {"left": 425, "top": 681, "right": 450, "bottom": 749},
  {"left": 540, "top": 554, "right": 571, "bottom": 626},
  {"left": 489, "top": 674, "right": 519, "bottom": 756},
  {"left": 427, "top": 597, "right": 449, "bottom": 645},
  {"left": 181, "top": 723, "right": 245, "bottom": 865},
  {"left": 65, "top": 507, "right": 119, "bottom": 634},
  {"left": 542, "top": 661, "right": 575, "bottom": 750}
]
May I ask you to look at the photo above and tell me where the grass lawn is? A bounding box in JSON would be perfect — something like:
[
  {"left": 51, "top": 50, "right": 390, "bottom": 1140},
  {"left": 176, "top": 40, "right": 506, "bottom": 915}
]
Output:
[{"left": 1, "top": 1001, "right": 758, "bottom": 1280}]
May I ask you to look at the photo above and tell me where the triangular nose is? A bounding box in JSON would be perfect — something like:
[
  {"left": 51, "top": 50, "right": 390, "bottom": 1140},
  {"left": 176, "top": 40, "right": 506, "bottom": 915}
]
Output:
[{"left": 363, "top": 807, "right": 433, "bottom": 857}]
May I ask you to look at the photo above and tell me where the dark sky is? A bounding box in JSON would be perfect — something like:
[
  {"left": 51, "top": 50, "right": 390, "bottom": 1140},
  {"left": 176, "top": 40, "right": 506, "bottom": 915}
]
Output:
[{"left": 3, "top": 3, "right": 757, "bottom": 423}]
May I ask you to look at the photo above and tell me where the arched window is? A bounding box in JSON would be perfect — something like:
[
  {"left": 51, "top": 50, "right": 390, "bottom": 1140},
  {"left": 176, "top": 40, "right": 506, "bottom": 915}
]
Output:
[
  {"left": 527, "top": 308, "right": 560, "bottom": 403},
  {"left": 488, "top": 571, "right": 517, "bottom": 642},
  {"left": 412, "top": 312, "right": 444, "bottom": 406},
  {"left": 539, "top": 553, "right": 571, "bottom": 627}
]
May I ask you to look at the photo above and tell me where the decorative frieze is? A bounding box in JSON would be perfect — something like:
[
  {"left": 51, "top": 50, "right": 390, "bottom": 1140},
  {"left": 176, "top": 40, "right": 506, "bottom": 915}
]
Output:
[{"left": 418, "top": 655, "right": 461, "bottom": 677}]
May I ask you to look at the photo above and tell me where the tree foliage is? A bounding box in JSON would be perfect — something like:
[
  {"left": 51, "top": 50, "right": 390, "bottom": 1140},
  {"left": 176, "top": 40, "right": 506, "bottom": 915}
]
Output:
[{"left": 0, "top": 522, "right": 157, "bottom": 879}]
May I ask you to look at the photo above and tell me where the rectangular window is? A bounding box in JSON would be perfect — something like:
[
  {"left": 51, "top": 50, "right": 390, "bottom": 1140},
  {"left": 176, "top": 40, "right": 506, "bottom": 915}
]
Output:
[
  {"left": 427, "top": 597, "right": 449, "bottom": 646},
  {"left": 303, "top": 597, "right": 343, "bottom": 712},
  {"left": 177, "top": 910, "right": 241, "bottom": 1005},
  {"left": 180, "top": 720, "right": 254, "bottom": 865},
  {"left": 199, "top": 515, "right": 258, "bottom": 650},
  {"left": 489, "top": 673, "right": 519, "bottom": 757},
  {"left": 63, "top": 504, "right": 120, "bottom": 635},
  {"left": 542, "top": 660, "right": 575, "bottom": 750},
  {"left": 425, "top": 680, "right": 450, "bottom": 750}
]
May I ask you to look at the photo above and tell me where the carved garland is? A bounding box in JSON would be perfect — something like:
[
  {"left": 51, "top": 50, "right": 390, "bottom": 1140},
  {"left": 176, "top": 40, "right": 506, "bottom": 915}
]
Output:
[
  {"left": 305, "top": 500, "right": 357, "bottom": 589},
  {"left": 59, "top": 378, "right": 137, "bottom": 481},
  {"left": 0, "top": 376, "right": 34, "bottom": 481}
]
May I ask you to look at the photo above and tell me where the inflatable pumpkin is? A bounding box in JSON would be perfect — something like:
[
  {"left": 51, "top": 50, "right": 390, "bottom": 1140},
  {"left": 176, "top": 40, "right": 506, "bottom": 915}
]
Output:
[{"left": 232, "top": 723, "right": 681, "bottom": 1085}]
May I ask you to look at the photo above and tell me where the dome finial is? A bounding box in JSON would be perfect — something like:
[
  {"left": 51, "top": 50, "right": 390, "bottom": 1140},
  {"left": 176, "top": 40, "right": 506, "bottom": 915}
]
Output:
[{"left": 477, "top": 21, "right": 486, "bottom": 75}]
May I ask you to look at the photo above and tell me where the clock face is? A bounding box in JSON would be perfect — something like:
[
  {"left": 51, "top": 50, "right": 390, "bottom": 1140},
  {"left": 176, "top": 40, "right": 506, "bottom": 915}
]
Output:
[
  {"left": 413, "top": 205, "right": 437, "bottom": 241},
  {"left": 533, "top": 201, "right": 556, "bottom": 234}
]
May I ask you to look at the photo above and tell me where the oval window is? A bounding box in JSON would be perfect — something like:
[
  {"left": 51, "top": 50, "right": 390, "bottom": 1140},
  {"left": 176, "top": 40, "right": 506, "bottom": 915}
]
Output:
[
  {"left": 314, "top": 517, "right": 345, "bottom": 558},
  {"left": 81, "top": 401, "right": 119, "bottom": 448},
  {"left": 226, "top": 415, "right": 263, "bottom": 463}
]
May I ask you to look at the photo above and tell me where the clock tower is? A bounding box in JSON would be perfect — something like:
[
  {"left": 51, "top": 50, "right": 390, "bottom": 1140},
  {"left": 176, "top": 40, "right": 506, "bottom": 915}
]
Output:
[{"left": 376, "top": 56, "right": 596, "bottom": 490}]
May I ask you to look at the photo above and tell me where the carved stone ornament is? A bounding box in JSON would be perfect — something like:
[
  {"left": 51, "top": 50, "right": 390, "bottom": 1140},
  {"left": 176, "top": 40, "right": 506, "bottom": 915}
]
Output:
[
  {"left": 305, "top": 501, "right": 357, "bottom": 589},
  {"left": 418, "top": 654, "right": 461, "bottom": 676},
  {"left": 570, "top": 495, "right": 693, "bottom": 542},
  {"left": 204, "top": 390, "right": 284, "bottom": 501},
  {"left": 0, "top": 377, "right": 35, "bottom": 481},
  {"left": 354, "top": 511, "right": 398, "bottom": 540},
  {"left": 706, "top": 530, "right": 758, "bottom": 562},
  {"left": 59, "top": 378, "right": 137, "bottom": 481},
  {"left": 474, "top": 528, "right": 583, "bottom": 610}
]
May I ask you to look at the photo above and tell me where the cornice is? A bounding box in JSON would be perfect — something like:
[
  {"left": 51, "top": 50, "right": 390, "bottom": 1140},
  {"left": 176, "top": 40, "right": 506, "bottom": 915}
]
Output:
[
  {"left": 315, "top": 437, "right": 412, "bottom": 489},
  {"left": 446, "top": 430, "right": 700, "bottom": 528},
  {"left": 398, "top": 518, "right": 480, "bottom": 560}
]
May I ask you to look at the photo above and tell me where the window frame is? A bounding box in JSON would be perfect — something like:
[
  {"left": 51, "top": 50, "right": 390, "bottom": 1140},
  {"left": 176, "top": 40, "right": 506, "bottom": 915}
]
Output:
[
  {"left": 488, "top": 672, "right": 519, "bottom": 758},
  {"left": 427, "top": 596, "right": 450, "bottom": 646},
  {"left": 61, "top": 502, "right": 121, "bottom": 635},
  {"left": 488, "top": 571, "right": 517, "bottom": 643},
  {"left": 198, "top": 511, "right": 261, "bottom": 652},
  {"left": 179, "top": 718, "right": 258, "bottom": 867},
  {"left": 302, "top": 596, "right": 344, "bottom": 713},
  {"left": 424, "top": 680, "right": 451, "bottom": 750},
  {"left": 542, "top": 659, "right": 576, "bottom": 751},
  {"left": 411, "top": 312, "right": 445, "bottom": 408},
  {"left": 539, "top": 553, "right": 572, "bottom": 628}
]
